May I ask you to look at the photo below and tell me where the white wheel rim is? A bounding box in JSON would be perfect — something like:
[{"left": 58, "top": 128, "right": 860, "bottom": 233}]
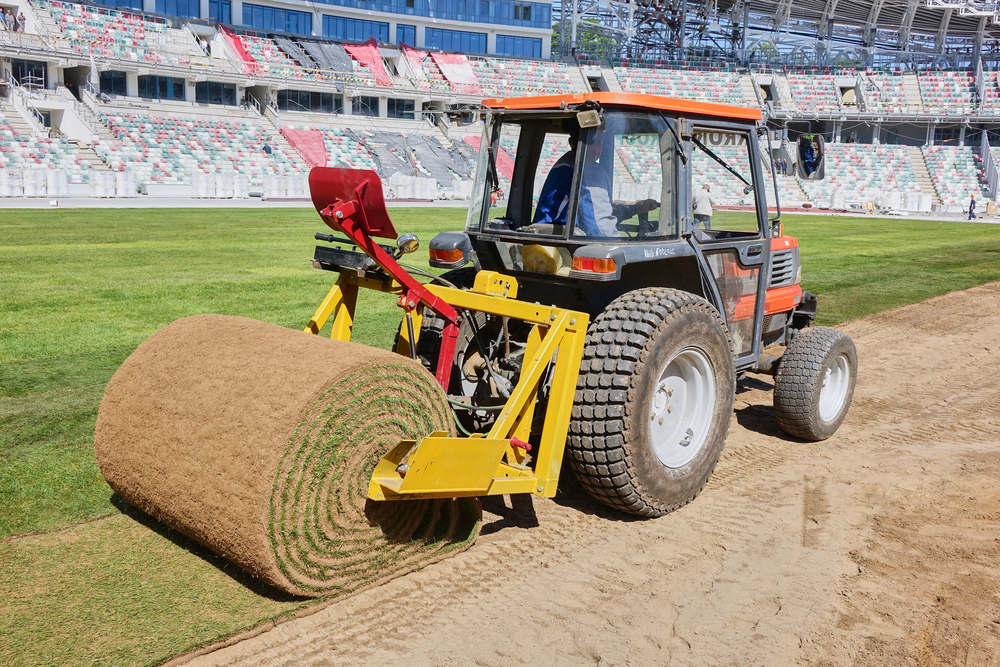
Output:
[
  {"left": 649, "top": 347, "right": 716, "bottom": 469},
  {"left": 818, "top": 353, "right": 851, "bottom": 422}
]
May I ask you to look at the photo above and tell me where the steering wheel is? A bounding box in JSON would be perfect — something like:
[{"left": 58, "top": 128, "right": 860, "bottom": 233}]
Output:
[{"left": 616, "top": 210, "right": 658, "bottom": 238}]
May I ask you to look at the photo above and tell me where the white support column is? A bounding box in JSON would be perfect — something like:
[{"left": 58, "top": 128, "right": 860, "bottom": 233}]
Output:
[
  {"left": 416, "top": 24, "right": 425, "bottom": 48},
  {"left": 143, "top": 0, "right": 155, "bottom": 12},
  {"left": 388, "top": 23, "right": 396, "bottom": 44},
  {"left": 379, "top": 96, "right": 387, "bottom": 118},
  {"left": 186, "top": 80, "right": 197, "bottom": 103},
  {"left": 487, "top": 32, "right": 496, "bottom": 55},
  {"left": 199, "top": 0, "right": 209, "bottom": 20},
  {"left": 959, "top": 123, "right": 966, "bottom": 146},
  {"left": 872, "top": 124, "right": 880, "bottom": 144},
  {"left": 343, "top": 93, "right": 353, "bottom": 116},
  {"left": 126, "top": 71, "right": 139, "bottom": 97},
  {"left": 312, "top": 9, "right": 321, "bottom": 37},
  {"left": 926, "top": 123, "right": 934, "bottom": 146},
  {"left": 231, "top": 0, "right": 243, "bottom": 26}
]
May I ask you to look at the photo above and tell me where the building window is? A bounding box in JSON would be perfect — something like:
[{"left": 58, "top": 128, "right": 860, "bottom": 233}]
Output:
[
  {"left": 12, "top": 59, "right": 48, "bottom": 88},
  {"left": 496, "top": 34, "right": 541, "bottom": 58},
  {"left": 99, "top": 70, "right": 127, "bottom": 96},
  {"left": 277, "top": 89, "right": 341, "bottom": 113},
  {"left": 387, "top": 97, "right": 414, "bottom": 119},
  {"left": 155, "top": 0, "right": 199, "bottom": 18},
  {"left": 396, "top": 23, "right": 415, "bottom": 46},
  {"left": 195, "top": 81, "right": 237, "bottom": 105},
  {"left": 322, "top": 16, "right": 388, "bottom": 42},
  {"left": 137, "top": 75, "right": 186, "bottom": 100},
  {"left": 92, "top": 0, "right": 143, "bottom": 10},
  {"left": 424, "top": 27, "right": 486, "bottom": 54},
  {"left": 513, "top": 3, "right": 531, "bottom": 21},
  {"left": 243, "top": 4, "right": 312, "bottom": 35},
  {"left": 353, "top": 95, "right": 379, "bottom": 116},
  {"left": 209, "top": 0, "right": 231, "bottom": 23}
]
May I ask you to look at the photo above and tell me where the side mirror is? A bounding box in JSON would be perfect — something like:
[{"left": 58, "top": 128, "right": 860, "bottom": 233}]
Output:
[{"left": 396, "top": 233, "right": 419, "bottom": 255}]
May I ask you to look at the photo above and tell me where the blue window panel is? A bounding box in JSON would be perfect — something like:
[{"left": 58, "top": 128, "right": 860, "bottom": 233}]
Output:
[
  {"left": 496, "top": 34, "right": 541, "bottom": 58},
  {"left": 137, "top": 75, "right": 186, "bottom": 100},
  {"left": 92, "top": 0, "right": 144, "bottom": 10},
  {"left": 243, "top": 3, "right": 312, "bottom": 35},
  {"left": 155, "top": 0, "right": 199, "bottom": 18},
  {"left": 309, "top": 0, "right": 549, "bottom": 28},
  {"left": 387, "top": 98, "right": 414, "bottom": 119},
  {"left": 396, "top": 23, "right": 415, "bottom": 46},
  {"left": 209, "top": 0, "right": 231, "bottom": 23},
  {"left": 322, "top": 16, "right": 388, "bottom": 42},
  {"left": 425, "top": 27, "right": 486, "bottom": 54}
]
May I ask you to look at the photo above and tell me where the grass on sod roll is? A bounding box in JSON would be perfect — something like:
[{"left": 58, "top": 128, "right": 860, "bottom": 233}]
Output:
[{"left": 1, "top": 207, "right": 999, "bottom": 664}]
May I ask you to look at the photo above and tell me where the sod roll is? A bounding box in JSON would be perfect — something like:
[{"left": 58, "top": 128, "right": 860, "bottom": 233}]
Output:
[{"left": 95, "top": 314, "right": 480, "bottom": 598}]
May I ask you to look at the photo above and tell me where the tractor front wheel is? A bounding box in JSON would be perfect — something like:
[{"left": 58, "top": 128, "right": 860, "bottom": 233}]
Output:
[
  {"left": 567, "top": 288, "right": 735, "bottom": 517},
  {"left": 773, "top": 326, "right": 857, "bottom": 441}
]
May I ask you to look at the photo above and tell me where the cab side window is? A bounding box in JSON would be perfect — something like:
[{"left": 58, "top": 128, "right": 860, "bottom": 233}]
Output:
[{"left": 690, "top": 130, "right": 761, "bottom": 237}]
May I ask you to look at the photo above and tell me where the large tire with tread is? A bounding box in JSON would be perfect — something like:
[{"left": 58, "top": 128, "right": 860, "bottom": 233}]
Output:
[
  {"left": 773, "top": 326, "right": 857, "bottom": 441},
  {"left": 566, "top": 288, "right": 735, "bottom": 517}
]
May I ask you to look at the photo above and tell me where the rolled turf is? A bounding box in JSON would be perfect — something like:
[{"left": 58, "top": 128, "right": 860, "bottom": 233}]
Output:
[{"left": 94, "top": 314, "right": 480, "bottom": 598}]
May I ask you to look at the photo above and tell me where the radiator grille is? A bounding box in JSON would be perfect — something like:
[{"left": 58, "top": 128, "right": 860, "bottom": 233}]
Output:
[{"left": 769, "top": 249, "right": 796, "bottom": 287}]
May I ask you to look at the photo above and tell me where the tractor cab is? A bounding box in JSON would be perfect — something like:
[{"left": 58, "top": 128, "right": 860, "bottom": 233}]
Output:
[{"left": 431, "top": 93, "right": 807, "bottom": 368}]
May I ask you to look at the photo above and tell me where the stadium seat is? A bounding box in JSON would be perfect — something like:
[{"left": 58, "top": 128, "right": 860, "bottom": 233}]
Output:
[{"left": 92, "top": 110, "right": 304, "bottom": 187}]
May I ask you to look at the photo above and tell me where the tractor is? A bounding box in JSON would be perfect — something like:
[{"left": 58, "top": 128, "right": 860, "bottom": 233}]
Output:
[{"left": 306, "top": 92, "right": 857, "bottom": 517}]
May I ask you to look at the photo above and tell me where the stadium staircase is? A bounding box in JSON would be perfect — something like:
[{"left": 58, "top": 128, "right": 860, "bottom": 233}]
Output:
[
  {"left": 738, "top": 74, "right": 761, "bottom": 108},
  {"left": 901, "top": 73, "right": 924, "bottom": 110},
  {"left": 907, "top": 145, "right": 942, "bottom": 209},
  {"left": 600, "top": 63, "right": 623, "bottom": 92},
  {"left": 0, "top": 98, "right": 40, "bottom": 140}
]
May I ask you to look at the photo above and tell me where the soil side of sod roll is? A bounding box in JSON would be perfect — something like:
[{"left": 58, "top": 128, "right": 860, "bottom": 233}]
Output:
[{"left": 94, "top": 314, "right": 481, "bottom": 598}]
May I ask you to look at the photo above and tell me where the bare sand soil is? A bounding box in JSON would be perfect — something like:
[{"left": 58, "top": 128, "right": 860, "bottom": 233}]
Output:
[{"left": 187, "top": 283, "right": 1000, "bottom": 666}]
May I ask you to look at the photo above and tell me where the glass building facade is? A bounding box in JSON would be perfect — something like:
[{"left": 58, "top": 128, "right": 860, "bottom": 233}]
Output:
[
  {"left": 243, "top": 3, "right": 312, "bottom": 34},
  {"left": 323, "top": 16, "right": 389, "bottom": 42}
]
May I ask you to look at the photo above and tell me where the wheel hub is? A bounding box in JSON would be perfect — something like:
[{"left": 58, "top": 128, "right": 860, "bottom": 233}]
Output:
[
  {"left": 649, "top": 347, "right": 716, "bottom": 468},
  {"left": 818, "top": 353, "right": 850, "bottom": 422}
]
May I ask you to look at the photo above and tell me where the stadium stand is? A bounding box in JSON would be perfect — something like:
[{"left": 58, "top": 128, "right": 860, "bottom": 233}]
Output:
[
  {"left": 923, "top": 145, "right": 990, "bottom": 209},
  {"left": 92, "top": 109, "right": 303, "bottom": 186},
  {"left": 237, "top": 33, "right": 321, "bottom": 81},
  {"left": 1, "top": 0, "right": 998, "bottom": 211},
  {"left": 862, "top": 70, "right": 909, "bottom": 113},
  {"left": 0, "top": 102, "right": 93, "bottom": 183},
  {"left": 918, "top": 70, "right": 976, "bottom": 114},
  {"left": 797, "top": 144, "right": 922, "bottom": 206},
  {"left": 613, "top": 66, "right": 745, "bottom": 105},
  {"left": 785, "top": 73, "right": 841, "bottom": 112},
  {"left": 473, "top": 57, "right": 578, "bottom": 97}
]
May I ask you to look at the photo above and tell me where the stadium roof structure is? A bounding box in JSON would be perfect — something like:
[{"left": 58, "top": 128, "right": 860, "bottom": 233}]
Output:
[{"left": 555, "top": 0, "right": 1000, "bottom": 67}]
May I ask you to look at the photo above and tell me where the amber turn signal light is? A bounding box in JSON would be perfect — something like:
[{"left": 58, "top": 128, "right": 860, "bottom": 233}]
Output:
[
  {"left": 571, "top": 256, "right": 617, "bottom": 273},
  {"left": 429, "top": 247, "right": 465, "bottom": 263}
]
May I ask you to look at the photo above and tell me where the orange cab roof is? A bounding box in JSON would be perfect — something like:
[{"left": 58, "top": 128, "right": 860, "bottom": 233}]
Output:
[{"left": 482, "top": 92, "right": 762, "bottom": 121}]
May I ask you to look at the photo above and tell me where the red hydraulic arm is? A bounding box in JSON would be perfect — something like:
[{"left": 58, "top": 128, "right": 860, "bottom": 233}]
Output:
[{"left": 310, "top": 167, "right": 461, "bottom": 390}]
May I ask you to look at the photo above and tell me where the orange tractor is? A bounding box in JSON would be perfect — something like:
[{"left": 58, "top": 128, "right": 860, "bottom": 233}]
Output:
[{"left": 303, "top": 92, "right": 858, "bottom": 516}]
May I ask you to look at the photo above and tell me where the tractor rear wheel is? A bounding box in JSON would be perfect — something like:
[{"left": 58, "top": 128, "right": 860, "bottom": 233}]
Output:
[
  {"left": 773, "top": 326, "right": 857, "bottom": 441},
  {"left": 567, "top": 288, "right": 735, "bottom": 517}
]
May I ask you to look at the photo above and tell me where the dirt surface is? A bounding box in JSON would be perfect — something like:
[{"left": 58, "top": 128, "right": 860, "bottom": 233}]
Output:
[
  {"left": 96, "top": 315, "right": 477, "bottom": 597},
  {"left": 186, "top": 284, "right": 1000, "bottom": 665}
]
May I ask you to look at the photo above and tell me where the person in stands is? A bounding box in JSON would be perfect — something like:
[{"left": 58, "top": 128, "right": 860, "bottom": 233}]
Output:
[
  {"left": 968, "top": 193, "right": 977, "bottom": 220},
  {"left": 17, "top": 12, "right": 26, "bottom": 31}
]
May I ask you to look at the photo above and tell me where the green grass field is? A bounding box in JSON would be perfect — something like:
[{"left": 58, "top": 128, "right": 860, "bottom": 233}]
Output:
[{"left": 1, "top": 207, "right": 999, "bottom": 664}]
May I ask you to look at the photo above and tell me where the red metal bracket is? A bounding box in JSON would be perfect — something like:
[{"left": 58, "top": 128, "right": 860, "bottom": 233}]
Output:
[{"left": 315, "top": 178, "right": 460, "bottom": 391}]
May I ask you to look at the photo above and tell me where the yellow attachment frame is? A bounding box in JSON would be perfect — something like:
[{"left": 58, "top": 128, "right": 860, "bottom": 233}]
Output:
[{"left": 304, "top": 269, "right": 589, "bottom": 500}]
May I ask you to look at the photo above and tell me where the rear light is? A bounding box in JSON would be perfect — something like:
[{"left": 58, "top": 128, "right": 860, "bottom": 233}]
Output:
[
  {"left": 430, "top": 247, "right": 464, "bottom": 263},
  {"left": 571, "top": 256, "right": 617, "bottom": 273}
]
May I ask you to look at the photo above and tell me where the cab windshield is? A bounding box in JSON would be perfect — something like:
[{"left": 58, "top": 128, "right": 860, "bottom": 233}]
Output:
[{"left": 467, "top": 110, "right": 679, "bottom": 242}]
